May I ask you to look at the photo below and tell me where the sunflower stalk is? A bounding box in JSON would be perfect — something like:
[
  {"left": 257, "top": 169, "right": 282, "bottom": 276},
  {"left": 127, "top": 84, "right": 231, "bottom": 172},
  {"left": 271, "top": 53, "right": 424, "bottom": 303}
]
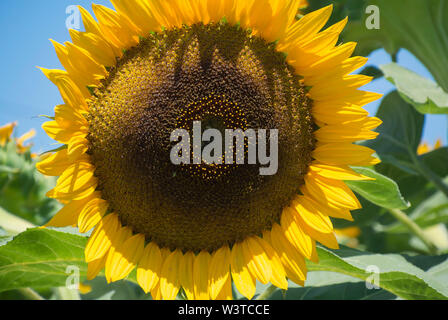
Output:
[
  {"left": 255, "top": 284, "right": 278, "bottom": 300},
  {"left": 388, "top": 208, "right": 438, "bottom": 255},
  {"left": 17, "top": 288, "right": 45, "bottom": 300}
]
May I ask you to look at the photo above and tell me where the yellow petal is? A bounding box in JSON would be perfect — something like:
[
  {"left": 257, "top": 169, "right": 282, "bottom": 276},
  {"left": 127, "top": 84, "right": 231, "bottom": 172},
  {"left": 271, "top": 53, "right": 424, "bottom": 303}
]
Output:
[
  {"left": 180, "top": 251, "right": 195, "bottom": 300},
  {"left": 39, "top": 68, "right": 90, "bottom": 110},
  {"left": 312, "top": 104, "right": 368, "bottom": 125},
  {"left": 306, "top": 56, "right": 368, "bottom": 85},
  {"left": 309, "top": 163, "right": 374, "bottom": 181},
  {"left": 256, "top": 236, "right": 288, "bottom": 289},
  {"left": 313, "top": 143, "right": 377, "bottom": 166},
  {"left": 36, "top": 149, "right": 73, "bottom": 176},
  {"left": 279, "top": 4, "right": 333, "bottom": 50},
  {"left": 54, "top": 104, "right": 88, "bottom": 129},
  {"left": 137, "top": 242, "right": 163, "bottom": 294},
  {"left": 300, "top": 186, "right": 354, "bottom": 221},
  {"left": 215, "top": 274, "right": 233, "bottom": 300},
  {"left": 310, "top": 75, "right": 373, "bottom": 101},
  {"left": 67, "top": 136, "right": 89, "bottom": 161},
  {"left": 54, "top": 161, "right": 97, "bottom": 197},
  {"left": 269, "top": 225, "right": 307, "bottom": 286},
  {"left": 78, "top": 197, "right": 108, "bottom": 233},
  {"left": 85, "top": 213, "right": 120, "bottom": 262},
  {"left": 110, "top": 0, "right": 158, "bottom": 34},
  {"left": 315, "top": 121, "right": 381, "bottom": 143},
  {"left": 87, "top": 254, "right": 107, "bottom": 280},
  {"left": 280, "top": 207, "right": 315, "bottom": 261},
  {"left": 105, "top": 226, "right": 133, "bottom": 283},
  {"left": 295, "top": 217, "right": 340, "bottom": 250},
  {"left": 151, "top": 283, "right": 163, "bottom": 301},
  {"left": 93, "top": 4, "right": 140, "bottom": 49},
  {"left": 298, "top": 42, "right": 357, "bottom": 77},
  {"left": 69, "top": 29, "right": 117, "bottom": 67},
  {"left": 107, "top": 234, "right": 145, "bottom": 282},
  {"left": 209, "top": 245, "right": 231, "bottom": 300},
  {"left": 44, "top": 194, "right": 95, "bottom": 228},
  {"left": 231, "top": 241, "right": 256, "bottom": 300},
  {"left": 292, "top": 195, "right": 334, "bottom": 234},
  {"left": 194, "top": 251, "right": 211, "bottom": 300},
  {"left": 305, "top": 172, "right": 361, "bottom": 210},
  {"left": 160, "top": 249, "right": 182, "bottom": 300},
  {"left": 243, "top": 236, "right": 272, "bottom": 285},
  {"left": 65, "top": 42, "right": 108, "bottom": 86},
  {"left": 0, "top": 122, "right": 16, "bottom": 146},
  {"left": 42, "top": 120, "right": 87, "bottom": 145}
]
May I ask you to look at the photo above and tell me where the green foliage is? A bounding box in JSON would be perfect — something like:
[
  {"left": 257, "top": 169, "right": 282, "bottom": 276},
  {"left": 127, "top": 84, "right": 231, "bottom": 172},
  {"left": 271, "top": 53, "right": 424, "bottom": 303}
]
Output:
[
  {"left": 2, "top": 229, "right": 447, "bottom": 300},
  {"left": 381, "top": 63, "right": 448, "bottom": 115},
  {"left": 0, "top": 142, "right": 60, "bottom": 226},
  {"left": 342, "top": 0, "right": 448, "bottom": 92},
  {"left": 0, "top": 229, "right": 87, "bottom": 293},
  {"left": 347, "top": 167, "right": 409, "bottom": 210},
  {"left": 364, "top": 91, "right": 424, "bottom": 172}
]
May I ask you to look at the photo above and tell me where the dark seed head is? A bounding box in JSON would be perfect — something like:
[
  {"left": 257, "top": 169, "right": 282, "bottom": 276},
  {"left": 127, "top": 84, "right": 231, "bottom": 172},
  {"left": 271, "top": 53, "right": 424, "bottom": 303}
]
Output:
[{"left": 87, "top": 22, "right": 315, "bottom": 252}]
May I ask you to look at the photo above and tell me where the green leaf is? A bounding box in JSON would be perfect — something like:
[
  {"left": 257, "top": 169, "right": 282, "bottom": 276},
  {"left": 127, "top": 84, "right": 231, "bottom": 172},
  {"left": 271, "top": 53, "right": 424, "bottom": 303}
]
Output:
[
  {"left": 308, "top": 246, "right": 448, "bottom": 300},
  {"left": 0, "top": 228, "right": 88, "bottom": 293},
  {"left": 360, "top": 65, "right": 384, "bottom": 80},
  {"left": 269, "top": 272, "right": 396, "bottom": 300},
  {"left": 420, "top": 147, "right": 448, "bottom": 178},
  {"left": 387, "top": 190, "right": 448, "bottom": 233},
  {"left": 380, "top": 63, "right": 448, "bottom": 114},
  {"left": 346, "top": 167, "right": 409, "bottom": 210},
  {"left": 427, "top": 259, "right": 448, "bottom": 285},
  {"left": 364, "top": 91, "right": 424, "bottom": 171},
  {"left": 342, "top": 0, "right": 448, "bottom": 92}
]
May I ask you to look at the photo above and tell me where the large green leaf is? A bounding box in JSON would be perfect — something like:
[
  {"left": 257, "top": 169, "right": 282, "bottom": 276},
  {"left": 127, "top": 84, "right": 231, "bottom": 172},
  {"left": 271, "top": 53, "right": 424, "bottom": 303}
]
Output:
[
  {"left": 0, "top": 228, "right": 88, "bottom": 293},
  {"left": 341, "top": 0, "right": 448, "bottom": 93},
  {"left": 427, "top": 259, "right": 448, "bottom": 285},
  {"left": 308, "top": 246, "right": 448, "bottom": 300},
  {"left": 421, "top": 147, "right": 448, "bottom": 178},
  {"left": 269, "top": 272, "right": 395, "bottom": 300},
  {"left": 380, "top": 63, "right": 448, "bottom": 114},
  {"left": 364, "top": 91, "right": 424, "bottom": 173},
  {"left": 346, "top": 167, "right": 409, "bottom": 210}
]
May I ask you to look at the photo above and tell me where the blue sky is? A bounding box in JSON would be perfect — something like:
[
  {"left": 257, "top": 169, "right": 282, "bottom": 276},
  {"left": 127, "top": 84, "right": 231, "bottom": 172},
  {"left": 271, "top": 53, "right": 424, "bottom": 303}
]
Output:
[{"left": 0, "top": 1, "right": 446, "bottom": 154}]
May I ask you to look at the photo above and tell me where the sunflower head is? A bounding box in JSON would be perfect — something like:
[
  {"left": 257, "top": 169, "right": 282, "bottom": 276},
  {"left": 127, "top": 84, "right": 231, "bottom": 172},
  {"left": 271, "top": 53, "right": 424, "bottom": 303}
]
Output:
[
  {"left": 37, "top": 0, "right": 382, "bottom": 300},
  {"left": 0, "top": 122, "right": 36, "bottom": 156},
  {"left": 0, "top": 122, "right": 17, "bottom": 147}
]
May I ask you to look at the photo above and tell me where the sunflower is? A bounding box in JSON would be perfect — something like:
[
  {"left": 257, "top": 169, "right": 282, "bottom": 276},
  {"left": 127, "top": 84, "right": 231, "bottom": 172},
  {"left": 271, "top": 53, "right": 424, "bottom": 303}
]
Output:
[
  {"left": 0, "top": 122, "right": 17, "bottom": 147},
  {"left": 0, "top": 122, "right": 37, "bottom": 156},
  {"left": 37, "top": 0, "right": 382, "bottom": 300},
  {"left": 417, "top": 138, "right": 443, "bottom": 155}
]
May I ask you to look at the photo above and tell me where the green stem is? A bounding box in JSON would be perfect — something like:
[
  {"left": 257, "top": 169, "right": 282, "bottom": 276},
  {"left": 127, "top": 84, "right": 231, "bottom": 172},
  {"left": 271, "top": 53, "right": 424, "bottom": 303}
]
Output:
[
  {"left": 255, "top": 285, "right": 278, "bottom": 300},
  {"left": 54, "top": 287, "right": 81, "bottom": 300},
  {"left": 388, "top": 208, "right": 438, "bottom": 255},
  {"left": 18, "top": 288, "right": 45, "bottom": 300},
  {"left": 0, "top": 207, "right": 35, "bottom": 235}
]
